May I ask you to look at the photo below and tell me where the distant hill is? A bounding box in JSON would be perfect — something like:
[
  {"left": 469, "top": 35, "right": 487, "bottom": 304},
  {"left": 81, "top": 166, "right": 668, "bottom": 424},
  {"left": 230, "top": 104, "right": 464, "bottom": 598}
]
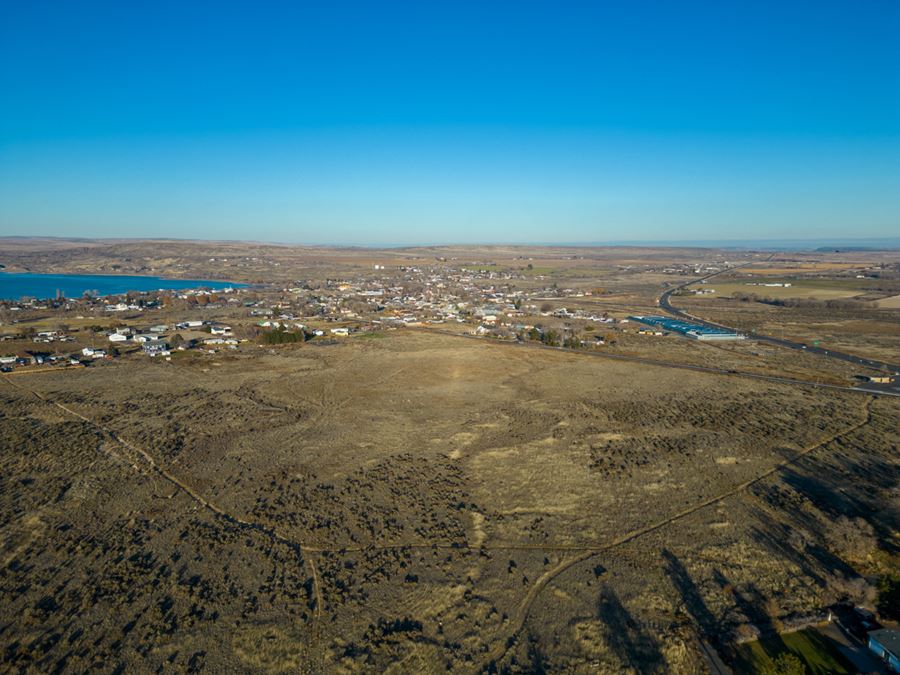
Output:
[{"left": 815, "top": 246, "right": 885, "bottom": 252}]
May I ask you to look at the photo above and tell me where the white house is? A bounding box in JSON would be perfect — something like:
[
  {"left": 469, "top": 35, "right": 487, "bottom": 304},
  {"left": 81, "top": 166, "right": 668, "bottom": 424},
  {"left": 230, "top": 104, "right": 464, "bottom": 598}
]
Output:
[
  {"left": 82, "top": 347, "right": 107, "bottom": 358},
  {"left": 330, "top": 327, "right": 350, "bottom": 336},
  {"left": 108, "top": 333, "right": 129, "bottom": 343}
]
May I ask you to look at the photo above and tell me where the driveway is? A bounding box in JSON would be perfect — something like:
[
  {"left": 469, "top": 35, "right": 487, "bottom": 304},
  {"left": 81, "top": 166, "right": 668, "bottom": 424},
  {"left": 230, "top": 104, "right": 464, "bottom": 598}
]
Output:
[{"left": 819, "top": 622, "right": 890, "bottom": 674}]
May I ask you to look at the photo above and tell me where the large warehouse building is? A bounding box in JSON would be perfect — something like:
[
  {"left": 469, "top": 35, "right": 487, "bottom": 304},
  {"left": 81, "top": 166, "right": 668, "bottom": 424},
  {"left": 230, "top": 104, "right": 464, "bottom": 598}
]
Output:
[{"left": 629, "top": 315, "right": 746, "bottom": 341}]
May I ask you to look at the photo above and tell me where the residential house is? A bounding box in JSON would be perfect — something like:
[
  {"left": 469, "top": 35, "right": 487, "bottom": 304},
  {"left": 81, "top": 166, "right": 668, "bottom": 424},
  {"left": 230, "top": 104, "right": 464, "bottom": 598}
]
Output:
[
  {"left": 81, "top": 347, "right": 107, "bottom": 358},
  {"left": 142, "top": 341, "right": 170, "bottom": 357}
]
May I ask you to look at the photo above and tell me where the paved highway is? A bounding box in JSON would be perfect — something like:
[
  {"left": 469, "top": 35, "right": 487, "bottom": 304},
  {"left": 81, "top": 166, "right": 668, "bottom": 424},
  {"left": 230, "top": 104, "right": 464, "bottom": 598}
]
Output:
[{"left": 658, "top": 264, "right": 900, "bottom": 396}]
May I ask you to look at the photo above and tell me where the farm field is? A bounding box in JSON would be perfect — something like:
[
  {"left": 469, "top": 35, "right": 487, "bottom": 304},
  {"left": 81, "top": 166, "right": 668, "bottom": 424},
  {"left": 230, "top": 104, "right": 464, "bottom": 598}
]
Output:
[
  {"left": 688, "top": 280, "right": 869, "bottom": 301},
  {"left": 2, "top": 330, "right": 897, "bottom": 672},
  {"left": 740, "top": 263, "right": 872, "bottom": 275}
]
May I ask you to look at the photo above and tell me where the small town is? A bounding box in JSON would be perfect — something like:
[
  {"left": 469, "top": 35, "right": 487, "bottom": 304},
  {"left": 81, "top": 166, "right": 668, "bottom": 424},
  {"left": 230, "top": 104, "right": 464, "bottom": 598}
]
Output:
[{"left": 2, "top": 261, "right": 743, "bottom": 372}]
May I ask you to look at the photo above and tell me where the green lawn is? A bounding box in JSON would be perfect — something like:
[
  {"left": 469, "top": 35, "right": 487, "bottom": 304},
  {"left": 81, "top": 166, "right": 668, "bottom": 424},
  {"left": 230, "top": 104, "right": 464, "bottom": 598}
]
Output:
[{"left": 733, "top": 627, "right": 856, "bottom": 674}]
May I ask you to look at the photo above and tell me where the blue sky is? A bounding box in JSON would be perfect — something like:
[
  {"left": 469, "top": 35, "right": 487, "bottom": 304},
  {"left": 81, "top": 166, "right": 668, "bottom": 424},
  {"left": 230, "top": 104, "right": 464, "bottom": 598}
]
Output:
[{"left": 1, "top": 1, "right": 898, "bottom": 245}]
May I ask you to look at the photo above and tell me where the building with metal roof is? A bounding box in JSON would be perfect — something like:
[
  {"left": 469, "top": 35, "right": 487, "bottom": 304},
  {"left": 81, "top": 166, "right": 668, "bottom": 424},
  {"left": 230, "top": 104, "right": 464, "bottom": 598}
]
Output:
[
  {"left": 628, "top": 315, "right": 746, "bottom": 341},
  {"left": 868, "top": 629, "right": 900, "bottom": 672}
]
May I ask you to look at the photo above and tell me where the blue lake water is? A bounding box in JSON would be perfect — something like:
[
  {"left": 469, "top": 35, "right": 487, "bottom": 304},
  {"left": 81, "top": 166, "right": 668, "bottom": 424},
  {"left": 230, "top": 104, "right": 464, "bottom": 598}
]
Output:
[{"left": 0, "top": 272, "right": 245, "bottom": 300}]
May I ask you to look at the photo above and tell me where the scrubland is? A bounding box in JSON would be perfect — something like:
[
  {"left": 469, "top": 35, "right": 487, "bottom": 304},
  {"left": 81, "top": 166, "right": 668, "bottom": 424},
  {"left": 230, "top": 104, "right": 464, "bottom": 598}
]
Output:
[{"left": 2, "top": 331, "right": 896, "bottom": 672}]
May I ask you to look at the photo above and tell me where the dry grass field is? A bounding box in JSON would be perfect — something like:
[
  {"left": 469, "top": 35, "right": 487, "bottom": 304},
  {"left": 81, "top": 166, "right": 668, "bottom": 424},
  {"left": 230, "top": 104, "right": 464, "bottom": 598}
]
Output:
[
  {"left": 741, "top": 263, "right": 867, "bottom": 275},
  {"left": 690, "top": 281, "right": 865, "bottom": 301},
  {"left": 2, "top": 331, "right": 897, "bottom": 672},
  {"left": 0, "top": 238, "right": 751, "bottom": 286},
  {"left": 877, "top": 294, "right": 900, "bottom": 309}
]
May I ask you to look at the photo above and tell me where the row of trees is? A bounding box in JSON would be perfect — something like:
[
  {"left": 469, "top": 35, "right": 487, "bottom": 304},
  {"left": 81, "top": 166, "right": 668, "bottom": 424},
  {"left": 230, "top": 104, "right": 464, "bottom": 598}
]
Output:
[
  {"left": 730, "top": 292, "right": 863, "bottom": 310},
  {"left": 521, "top": 326, "right": 613, "bottom": 349},
  {"left": 259, "top": 327, "right": 310, "bottom": 345}
]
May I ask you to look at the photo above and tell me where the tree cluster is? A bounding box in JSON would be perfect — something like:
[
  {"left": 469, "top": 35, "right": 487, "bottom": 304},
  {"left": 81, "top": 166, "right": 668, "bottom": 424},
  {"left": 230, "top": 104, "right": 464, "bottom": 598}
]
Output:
[{"left": 259, "top": 328, "right": 310, "bottom": 344}]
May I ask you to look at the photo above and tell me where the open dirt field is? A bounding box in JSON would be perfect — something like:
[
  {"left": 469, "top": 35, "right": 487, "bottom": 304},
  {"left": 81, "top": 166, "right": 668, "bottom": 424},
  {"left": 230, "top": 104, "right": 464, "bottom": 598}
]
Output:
[{"left": 2, "top": 331, "right": 897, "bottom": 672}]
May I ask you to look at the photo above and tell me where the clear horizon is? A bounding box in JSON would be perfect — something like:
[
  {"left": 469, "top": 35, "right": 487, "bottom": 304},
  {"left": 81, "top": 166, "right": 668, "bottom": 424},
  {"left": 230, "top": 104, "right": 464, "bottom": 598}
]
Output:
[
  {"left": 5, "top": 235, "right": 900, "bottom": 252},
  {"left": 2, "top": 1, "right": 898, "bottom": 245}
]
